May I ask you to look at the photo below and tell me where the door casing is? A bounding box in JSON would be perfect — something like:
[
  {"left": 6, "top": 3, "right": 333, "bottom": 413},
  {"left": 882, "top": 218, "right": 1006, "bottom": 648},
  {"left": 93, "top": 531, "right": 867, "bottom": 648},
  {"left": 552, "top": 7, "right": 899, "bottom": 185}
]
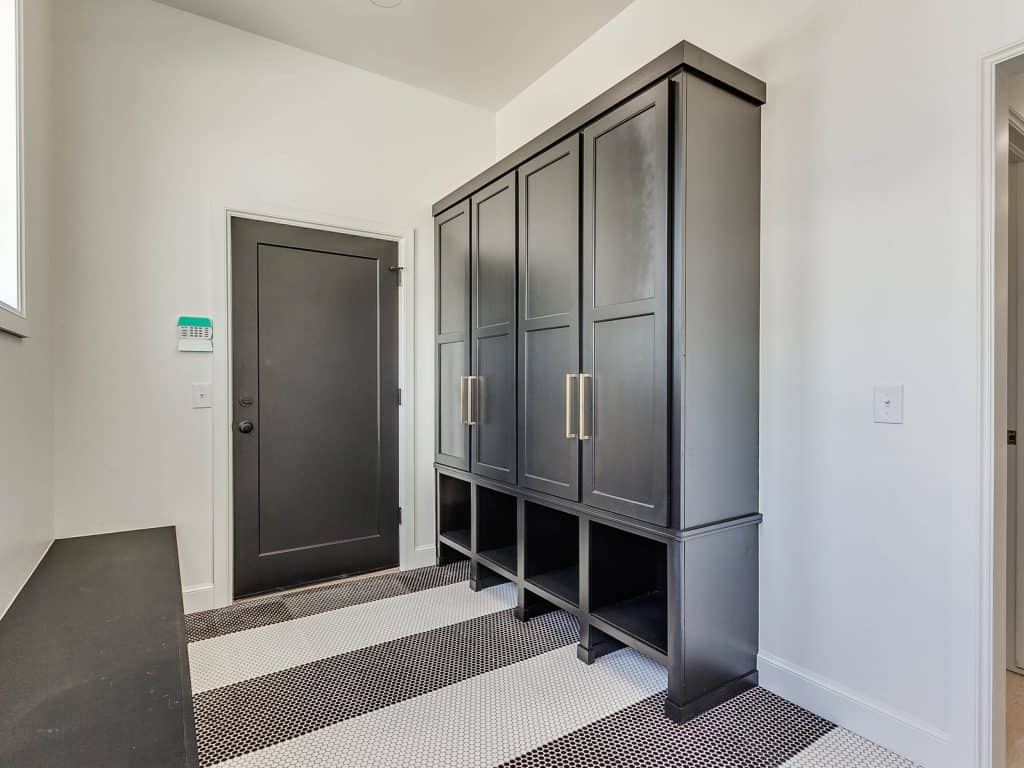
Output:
[{"left": 206, "top": 209, "right": 421, "bottom": 611}]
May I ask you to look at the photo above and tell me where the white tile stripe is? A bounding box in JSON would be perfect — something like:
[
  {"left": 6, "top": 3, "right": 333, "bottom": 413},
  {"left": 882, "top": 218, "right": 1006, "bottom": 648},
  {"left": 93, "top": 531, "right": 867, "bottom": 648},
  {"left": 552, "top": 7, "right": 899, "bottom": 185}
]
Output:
[
  {"left": 781, "top": 727, "right": 920, "bottom": 767},
  {"left": 189, "top": 582, "right": 516, "bottom": 694},
  {"left": 218, "top": 645, "right": 667, "bottom": 768}
]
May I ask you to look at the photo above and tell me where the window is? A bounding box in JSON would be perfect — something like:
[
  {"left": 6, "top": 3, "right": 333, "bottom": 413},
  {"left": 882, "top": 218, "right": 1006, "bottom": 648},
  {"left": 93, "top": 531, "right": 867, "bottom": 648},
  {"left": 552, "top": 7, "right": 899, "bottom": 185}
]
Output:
[{"left": 0, "top": 0, "right": 22, "bottom": 337}]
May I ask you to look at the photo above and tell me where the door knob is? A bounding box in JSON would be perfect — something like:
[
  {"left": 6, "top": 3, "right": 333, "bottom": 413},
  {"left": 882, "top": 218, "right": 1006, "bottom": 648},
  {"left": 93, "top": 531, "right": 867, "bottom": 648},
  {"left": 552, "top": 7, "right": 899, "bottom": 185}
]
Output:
[{"left": 238, "top": 420, "right": 254, "bottom": 434}]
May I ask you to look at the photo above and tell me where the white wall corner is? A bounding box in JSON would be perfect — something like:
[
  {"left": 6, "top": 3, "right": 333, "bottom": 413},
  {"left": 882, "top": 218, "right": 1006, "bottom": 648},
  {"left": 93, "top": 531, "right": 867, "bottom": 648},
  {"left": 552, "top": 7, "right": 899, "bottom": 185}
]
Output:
[
  {"left": 757, "top": 651, "right": 950, "bottom": 767},
  {"left": 0, "top": 537, "right": 52, "bottom": 621},
  {"left": 183, "top": 582, "right": 216, "bottom": 614}
]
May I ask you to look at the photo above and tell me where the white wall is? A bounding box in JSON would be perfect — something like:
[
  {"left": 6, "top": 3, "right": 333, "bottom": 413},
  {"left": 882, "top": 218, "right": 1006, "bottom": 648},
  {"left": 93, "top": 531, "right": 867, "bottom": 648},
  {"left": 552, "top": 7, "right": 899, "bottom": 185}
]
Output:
[
  {"left": 48, "top": 0, "right": 494, "bottom": 607},
  {"left": 0, "top": 0, "right": 52, "bottom": 617},
  {"left": 496, "top": 1, "right": 1024, "bottom": 766}
]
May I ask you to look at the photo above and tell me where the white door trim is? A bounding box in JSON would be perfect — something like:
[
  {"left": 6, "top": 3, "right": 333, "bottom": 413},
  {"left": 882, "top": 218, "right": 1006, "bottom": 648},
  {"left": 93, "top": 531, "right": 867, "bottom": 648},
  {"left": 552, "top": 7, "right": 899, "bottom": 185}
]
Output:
[
  {"left": 980, "top": 39, "right": 1024, "bottom": 768},
  {"left": 212, "top": 207, "right": 418, "bottom": 609}
]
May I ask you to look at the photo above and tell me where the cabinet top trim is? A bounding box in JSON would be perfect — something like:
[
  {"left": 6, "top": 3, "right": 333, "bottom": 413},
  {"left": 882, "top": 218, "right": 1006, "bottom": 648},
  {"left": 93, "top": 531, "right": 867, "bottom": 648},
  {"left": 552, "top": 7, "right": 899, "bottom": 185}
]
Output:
[{"left": 432, "top": 40, "right": 766, "bottom": 217}]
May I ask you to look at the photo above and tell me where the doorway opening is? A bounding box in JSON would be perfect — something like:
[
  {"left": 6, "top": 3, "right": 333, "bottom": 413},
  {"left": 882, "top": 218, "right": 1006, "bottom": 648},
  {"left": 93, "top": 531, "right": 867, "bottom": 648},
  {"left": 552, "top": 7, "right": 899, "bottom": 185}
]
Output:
[
  {"left": 1007, "top": 77, "right": 1024, "bottom": 768},
  {"left": 230, "top": 216, "right": 401, "bottom": 598}
]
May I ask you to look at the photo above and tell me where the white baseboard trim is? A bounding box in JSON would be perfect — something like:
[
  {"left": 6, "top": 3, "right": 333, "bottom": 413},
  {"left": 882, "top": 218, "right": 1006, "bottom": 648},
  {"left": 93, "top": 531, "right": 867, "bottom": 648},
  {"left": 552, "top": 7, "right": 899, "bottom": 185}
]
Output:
[
  {"left": 406, "top": 545, "right": 437, "bottom": 571},
  {"left": 758, "top": 651, "right": 950, "bottom": 767},
  {"left": 182, "top": 582, "right": 216, "bottom": 614},
  {"left": 0, "top": 538, "right": 53, "bottom": 621}
]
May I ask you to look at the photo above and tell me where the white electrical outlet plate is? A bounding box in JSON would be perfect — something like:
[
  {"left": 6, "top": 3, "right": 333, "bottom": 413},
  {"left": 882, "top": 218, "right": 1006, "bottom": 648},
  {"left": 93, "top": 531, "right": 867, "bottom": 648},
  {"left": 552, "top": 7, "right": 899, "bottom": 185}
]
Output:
[
  {"left": 192, "top": 382, "right": 212, "bottom": 409},
  {"left": 873, "top": 384, "right": 903, "bottom": 424}
]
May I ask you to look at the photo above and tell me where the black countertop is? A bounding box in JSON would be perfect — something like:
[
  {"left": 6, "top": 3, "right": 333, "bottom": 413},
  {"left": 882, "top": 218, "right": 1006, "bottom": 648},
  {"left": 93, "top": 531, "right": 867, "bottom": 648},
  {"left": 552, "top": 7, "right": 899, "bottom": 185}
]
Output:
[{"left": 0, "top": 527, "right": 198, "bottom": 767}]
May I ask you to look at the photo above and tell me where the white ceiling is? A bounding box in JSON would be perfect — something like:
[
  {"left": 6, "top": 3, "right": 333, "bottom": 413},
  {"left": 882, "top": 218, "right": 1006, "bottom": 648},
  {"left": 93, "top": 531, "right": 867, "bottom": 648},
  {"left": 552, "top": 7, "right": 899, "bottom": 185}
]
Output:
[{"left": 153, "top": 0, "right": 635, "bottom": 110}]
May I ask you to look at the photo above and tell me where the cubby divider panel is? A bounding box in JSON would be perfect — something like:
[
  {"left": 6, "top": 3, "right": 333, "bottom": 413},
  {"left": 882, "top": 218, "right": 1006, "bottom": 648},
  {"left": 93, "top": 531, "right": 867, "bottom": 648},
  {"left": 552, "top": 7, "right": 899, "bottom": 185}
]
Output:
[
  {"left": 524, "top": 502, "right": 580, "bottom": 606},
  {"left": 588, "top": 521, "right": 667, "bottom": 654},
  {"left": 476, "top": 486, "right": 518, "bottom": 575},
  {"left": 438, "top": 474, "right": 471, "bottom": 553}
]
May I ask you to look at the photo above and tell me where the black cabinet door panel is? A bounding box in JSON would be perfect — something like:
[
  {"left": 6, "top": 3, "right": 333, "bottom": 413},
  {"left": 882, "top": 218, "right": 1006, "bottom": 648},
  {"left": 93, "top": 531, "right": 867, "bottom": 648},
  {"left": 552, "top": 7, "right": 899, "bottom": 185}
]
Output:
[
  {"left": 518, "top": 137, "right": 581, "bottom": 500},
  {"left": 470, "top": 173, "right": 517, "bottom": 482},
  {"left": 581, "top": 82, "right": 670, "bottom": 525},
  {"left": 435, "top": 202, "right": 471, "bottom": 470}
]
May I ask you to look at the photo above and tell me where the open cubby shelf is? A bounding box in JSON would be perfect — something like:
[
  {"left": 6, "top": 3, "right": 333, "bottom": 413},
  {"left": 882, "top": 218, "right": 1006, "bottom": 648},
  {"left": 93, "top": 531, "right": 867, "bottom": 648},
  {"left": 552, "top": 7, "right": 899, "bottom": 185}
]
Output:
[
  {"left": 440, "top": 528, "right": 472, "bottom": 553},
  {"left": 524, "top": 502, "right": 580, "bottom": 607},
  {"left": 592, "top": 591, "right": 668, "bottom": 654},
  {"left": 588, "top": 520, "right": 667, "bottom": 655},
  {"left": 438, "top": 474, "right": 471, "bottom": 544},
  {"left": 477, "top": 545, "right": 517, "bottom": 574},
  {"left": 476, "top": 485, "right": 519, "bottom": 577}
]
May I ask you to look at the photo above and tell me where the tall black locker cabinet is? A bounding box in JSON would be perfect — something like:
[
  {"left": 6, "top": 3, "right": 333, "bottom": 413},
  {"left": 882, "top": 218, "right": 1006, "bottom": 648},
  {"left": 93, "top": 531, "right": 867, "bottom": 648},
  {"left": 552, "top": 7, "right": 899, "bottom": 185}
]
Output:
[{"left": 434, "top": 40, "right": 765, "bottom": 724}]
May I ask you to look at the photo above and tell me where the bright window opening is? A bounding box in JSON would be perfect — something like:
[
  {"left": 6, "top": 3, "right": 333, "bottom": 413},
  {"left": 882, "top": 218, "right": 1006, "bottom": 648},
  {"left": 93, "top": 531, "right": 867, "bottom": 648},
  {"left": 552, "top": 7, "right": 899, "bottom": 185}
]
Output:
[{"left": 0, "top": 0, "right": 20, "bottom": 319}]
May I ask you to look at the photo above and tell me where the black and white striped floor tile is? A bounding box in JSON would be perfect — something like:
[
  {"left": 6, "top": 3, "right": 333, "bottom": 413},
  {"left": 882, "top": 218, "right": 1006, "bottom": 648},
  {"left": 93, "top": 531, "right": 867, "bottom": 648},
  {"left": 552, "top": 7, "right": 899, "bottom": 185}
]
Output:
[{"left": 185, "top": 563, "right": 919, "bottom": 767}]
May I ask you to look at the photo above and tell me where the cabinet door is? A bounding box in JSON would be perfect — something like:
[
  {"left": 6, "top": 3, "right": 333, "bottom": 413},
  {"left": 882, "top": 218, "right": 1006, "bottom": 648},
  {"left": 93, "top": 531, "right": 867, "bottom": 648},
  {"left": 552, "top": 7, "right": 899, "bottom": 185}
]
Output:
[
  {"left": 581, "top": 81, "right": 670, "bottom": 526},
  {"left": 435, "top": 201, "right": 471, "bottom": 470},
  {"left": 518, "top": 137, "right": 581, "bottom": 501},
  {"left": 470, "top": 173, "right": 517, "bottom": 483}
]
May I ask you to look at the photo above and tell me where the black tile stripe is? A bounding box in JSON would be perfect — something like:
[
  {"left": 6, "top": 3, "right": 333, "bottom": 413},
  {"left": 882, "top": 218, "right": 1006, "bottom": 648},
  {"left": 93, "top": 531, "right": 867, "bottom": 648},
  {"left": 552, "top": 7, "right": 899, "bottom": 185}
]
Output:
[
  {"left": 498, "top": 687, "right": 834, "bottom": 768},
  {"left": 193, "top": 608, "right": 579, "bottom": 766},
  {"left": 185, "top": 561, "right": 471, "bottom": 642}
]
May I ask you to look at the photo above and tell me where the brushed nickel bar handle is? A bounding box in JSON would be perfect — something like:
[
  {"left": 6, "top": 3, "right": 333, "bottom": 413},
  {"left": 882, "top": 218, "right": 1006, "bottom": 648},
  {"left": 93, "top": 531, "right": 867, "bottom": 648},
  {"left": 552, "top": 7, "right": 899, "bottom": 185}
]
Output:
[
  {"left": 459, "top": 376, "right": 467, "bottom": 425},
  {"left": 579, "top": 373, "right": 592, "bottom": 441},
  {"left": 466, "top": 376, "right": 478, "bottom": 426},
  {"left": 565, "top": 373, "right": 578, "bottom": 439}
]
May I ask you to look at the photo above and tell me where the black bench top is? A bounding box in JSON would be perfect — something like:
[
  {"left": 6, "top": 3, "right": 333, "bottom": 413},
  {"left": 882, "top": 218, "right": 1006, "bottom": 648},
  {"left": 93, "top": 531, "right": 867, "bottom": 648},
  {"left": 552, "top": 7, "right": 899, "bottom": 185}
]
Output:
[{"left": 0, "top": 527, "right": 198, "bottom": 767}]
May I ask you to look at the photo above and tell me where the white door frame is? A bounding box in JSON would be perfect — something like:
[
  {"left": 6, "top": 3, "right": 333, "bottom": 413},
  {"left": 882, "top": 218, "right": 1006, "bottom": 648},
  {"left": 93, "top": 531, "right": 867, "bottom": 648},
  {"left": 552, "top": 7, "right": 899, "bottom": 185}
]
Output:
[
  {"left": 980, "top": 40, "right": 1024, "bottom": 768},
  {"left": 212, "top": 207, "right": 418, "bottom": 609}
]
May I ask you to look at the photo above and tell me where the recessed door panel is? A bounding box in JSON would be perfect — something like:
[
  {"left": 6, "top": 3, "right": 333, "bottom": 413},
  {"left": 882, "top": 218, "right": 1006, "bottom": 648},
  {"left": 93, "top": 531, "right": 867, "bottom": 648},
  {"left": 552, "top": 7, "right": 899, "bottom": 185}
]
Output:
[
  {"left": 593, "top": 105, "right": 659, "bottom": 308},
  {"left": 474, "top": 333, "right": 515, "bottom": 475},
  {"left": 582, "top": 83, "right": 669, "bottom": 526},
  {"left": 258, "top": 246, "right": 380, "bottom": 554},
  {"left": 435, "top": 202, "right": 471, "bottom": 471},
  {"left": 471, "top": 173, "right": 517, "bottom": 484},
  {"left": 591, "top": 315, "right": 656, "bottom": 511},
  {"left": 523, "top": 324, "right": 576, "bottom": 491},
  {"left": 438, "top": 212, "right": 469, "bottom": 336},
  {"left": 438, "top": 341, "right": 467, "bottom": 460},
  {"left": 518, "top": 137, "right": 580, "bottom": 501},
  {"left": 476, "top": 190, "right": 516, "bottom": 329}
]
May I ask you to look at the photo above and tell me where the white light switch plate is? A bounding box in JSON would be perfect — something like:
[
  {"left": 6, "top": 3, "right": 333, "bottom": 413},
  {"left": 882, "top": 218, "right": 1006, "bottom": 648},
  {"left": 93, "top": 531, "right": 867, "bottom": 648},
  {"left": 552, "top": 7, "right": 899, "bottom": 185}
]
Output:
[
  {"left": 873, "top": 384, "right": 903, "bottom": 424},
  {"left": 192, "top": 382, "right": 212, "bottom": 409}
]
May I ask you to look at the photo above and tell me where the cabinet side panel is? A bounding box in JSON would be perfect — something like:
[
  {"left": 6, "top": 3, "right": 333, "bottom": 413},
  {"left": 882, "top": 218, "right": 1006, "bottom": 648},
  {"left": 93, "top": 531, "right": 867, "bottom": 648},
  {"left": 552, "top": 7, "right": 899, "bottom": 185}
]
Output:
[
  {"left": 682, "top": 75, "right": 761, "bottom": 529},
  {"left": 682, "top": 523, "right": 758, "bottom": 702}
]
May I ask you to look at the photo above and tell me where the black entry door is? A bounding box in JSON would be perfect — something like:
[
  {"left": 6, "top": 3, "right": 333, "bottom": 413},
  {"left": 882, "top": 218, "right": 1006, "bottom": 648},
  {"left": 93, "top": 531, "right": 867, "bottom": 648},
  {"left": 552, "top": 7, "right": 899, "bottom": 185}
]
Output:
[{"left": 232, "top": 218, "right": 399, "bottom": 597}]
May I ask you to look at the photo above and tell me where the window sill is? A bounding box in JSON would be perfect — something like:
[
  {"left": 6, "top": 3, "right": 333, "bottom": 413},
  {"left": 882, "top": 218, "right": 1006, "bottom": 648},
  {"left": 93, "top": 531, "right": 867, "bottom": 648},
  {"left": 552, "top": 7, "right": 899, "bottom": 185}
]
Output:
[{"left": 0, "top": 303, "right": 28, "bottom": 338}]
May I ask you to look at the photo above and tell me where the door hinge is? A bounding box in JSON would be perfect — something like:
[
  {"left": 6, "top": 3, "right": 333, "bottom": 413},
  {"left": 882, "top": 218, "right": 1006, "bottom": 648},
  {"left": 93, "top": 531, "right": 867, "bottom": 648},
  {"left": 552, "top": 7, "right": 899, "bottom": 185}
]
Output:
[
  {"left": 398, "top": 506, "right": 403, "bottom": 525},
  {"left": 1010, "top": 429, "right": 1018, "bottom": 446},
  {"left": 389, "top": 265, "right": 404, "bottom": 286},
  {"left": 397, "top": 387, "right": 403, "bottom": 406}
]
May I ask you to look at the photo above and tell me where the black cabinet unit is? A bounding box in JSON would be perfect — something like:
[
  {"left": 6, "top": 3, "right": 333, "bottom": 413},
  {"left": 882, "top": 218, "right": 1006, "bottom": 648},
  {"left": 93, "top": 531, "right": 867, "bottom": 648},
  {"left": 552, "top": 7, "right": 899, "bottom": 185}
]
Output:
[{"left": 433, "top": 40, "right": 764, "bottom": 724}]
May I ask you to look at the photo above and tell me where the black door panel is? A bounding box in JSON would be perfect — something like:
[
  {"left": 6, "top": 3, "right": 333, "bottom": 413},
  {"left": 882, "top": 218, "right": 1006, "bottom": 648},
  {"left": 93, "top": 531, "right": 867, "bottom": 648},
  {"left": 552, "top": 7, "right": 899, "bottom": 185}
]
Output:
[
  {"left": 581, "top": 83, "right": 670, "bottom": 525},
  {"left": 470, "top": 173, "right": 517, "bottom": 483},
  {"left": 517, "top": 137, "right": 581, "bottom": 501},
  {"left": 232, "top": 218, "right": 399, "bottom": 597}
]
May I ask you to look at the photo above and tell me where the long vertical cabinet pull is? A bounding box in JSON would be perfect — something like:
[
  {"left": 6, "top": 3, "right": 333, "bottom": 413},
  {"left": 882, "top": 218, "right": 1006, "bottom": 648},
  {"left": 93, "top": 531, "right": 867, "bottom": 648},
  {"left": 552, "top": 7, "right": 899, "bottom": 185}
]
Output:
[
  {"left": 517, "top": 136, "right": 582, "bottom": 501},
  {"left": 434, "top": 201, "right": 471, "bottom": 471},
  {"left": 565, "top": 373, "right": 578, "bottom": 438},
  {"left": 580, "top": 82, "right": 670, "bottom": 526},
  {"left": 578, "top": 374, "right": 592, "bottom": 440},
  {"left": 466, "top": 376, "right": 478, "bottom": 426},
  {"left": 470, "top": 173, "right": 517, "bottom": 483}
]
